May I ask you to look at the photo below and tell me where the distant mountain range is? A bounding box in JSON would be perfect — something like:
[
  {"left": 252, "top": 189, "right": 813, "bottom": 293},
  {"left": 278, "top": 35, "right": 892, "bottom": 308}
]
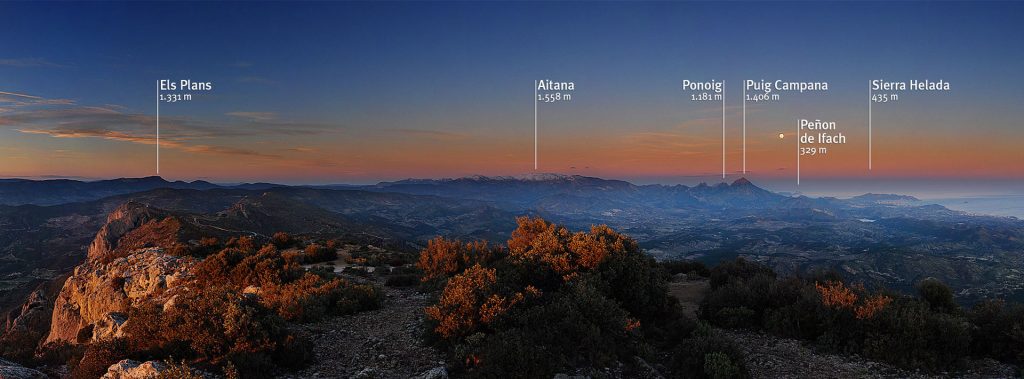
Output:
[
  {"left": 1, "top": 174, "right": 1022, "bottom": 312},
  {"left": 0, "top": 176, "right": 284, "bottom": 206},
  {"left": 356, "top": 174, "right": 785, "bottom": 214}
]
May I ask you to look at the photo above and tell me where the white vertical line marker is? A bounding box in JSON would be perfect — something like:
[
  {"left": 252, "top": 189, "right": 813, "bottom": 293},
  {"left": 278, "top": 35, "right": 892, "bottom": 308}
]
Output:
[
  {"left": 721, "top": 80, "right": 725, "bottom": 179},
  {"left": 156, "top": 81, "right": 160, "bottom": 175},
  {"left": 534, "top": 80, "right": 538, "bottom": 171},
  {"left": 742, "top": 84, "right": 746, "bottom": 174},
  {"left": 868, "top": 81, "right": 872, "bottom": 171}
]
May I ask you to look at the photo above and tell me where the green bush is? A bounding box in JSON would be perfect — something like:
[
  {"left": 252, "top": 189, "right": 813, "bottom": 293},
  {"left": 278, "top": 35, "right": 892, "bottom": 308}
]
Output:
[
  {"left": 917, "top": 278, "right": 957, "bottom": 314},
  {"left": 703, "top": 352, "right": 743, "bottom": 379},
  {"left": 667, "top": 331, "right": 747, "bottom": 379},
  {"left": 860, "top": 298, "right": 971, "bottom": 369},
  {"left": 457, "top": 280, "right": 635, "bottom": 378},
  {"left": 708, "top": 258, "right": 774, "bottom": 289},
  {"left": 968, "top": 299, "right": 1024, "bottom": 365}
]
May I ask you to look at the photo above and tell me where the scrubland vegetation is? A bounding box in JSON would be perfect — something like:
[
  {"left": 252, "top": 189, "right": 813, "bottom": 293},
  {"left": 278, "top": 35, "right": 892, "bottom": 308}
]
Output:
[
  {"left": 418, "top": 216, "right": 748, "bottom": 378},
  {"left": 700, "top": 257, "right": 1024, "bottom": 372},
  {"left": 418, "top": 218, "right": 1024, "bottom": 377}
]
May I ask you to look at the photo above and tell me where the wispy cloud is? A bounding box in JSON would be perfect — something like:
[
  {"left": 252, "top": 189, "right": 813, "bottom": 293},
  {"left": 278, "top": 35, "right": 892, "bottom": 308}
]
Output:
[
  {"left": 0, "top": 91, "right": 337, "bottom": 160},
  {"left": 384, "top": 128, "right": 469, "bottom": 141},
  {"left": 0, "top": 58, "right": 68, "bottom": 68},
  {"left": 17, "top": 127, "right": 280, "bottom": 159},
  {"left": 227, "top": 111, "right": 277, "bottom": 121},
  {"left": 0, "top": 90, "right": 75, "bottom": 110},
  {"left": 1, "top": 104, "right": 335, "bottom": 139},
  {"left": 0, "top": 90, "right": 42, "bottom": 99},
  {"left": 19, "top": 127, "right": 150, "bottom": 143}
]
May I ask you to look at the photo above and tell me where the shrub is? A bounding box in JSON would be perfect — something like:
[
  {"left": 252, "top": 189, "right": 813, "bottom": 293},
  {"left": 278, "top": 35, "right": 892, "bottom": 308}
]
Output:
[
  {"left": 968, "top": 299, "right": 1024, "bottom": 365},
  {"left": 668, "top": 330, "right": 748, "bottom": 379},
  {"left": 703, "top": 352, "right": 743, "bottom": 379},
  {"left": 425, "top": 264, "right": 501, "bottom": 340},
  {"left": 454, "top": 279, "right": 635, "bottom": 378},
  {"left": 860, "top": 298, "right": 971, "bottom": 369},
  {"left": 816, "top": 280, "right": 857, "bottom": 309},
  {"left": 224, "top": 236, "right": 257, "bottom": 252},
  {"left": 701, "top": 258, "right": 987, "bottom": 372},
  {"left": 156, "top": 360, "right": 206, "bottom": 379},
  {"left": 302, "top": 243, "right": 338, "bottom": 264},
  {"left": 121, "top": 284, "right": 314, "bottom": 376},
  {"left": 422, "top": 217, "right": 743, "bottom": 377},
  {"left": 334, "top": 283, "right": 383, "bottom": 315},
  {"left": 417, "top": 237, "right": 499, "bottom": 284},
  {"left": 190, "top": 243, "right": 381, "bottom": 322},
  {"left": 271, "top": 232, "right": 293, "bottom": 249},
  {"left": 917, "top": 278, "right": 957, "bottom": 314},
  {"left": 708, "top": 258, "right": 774, "bottom": 289}
]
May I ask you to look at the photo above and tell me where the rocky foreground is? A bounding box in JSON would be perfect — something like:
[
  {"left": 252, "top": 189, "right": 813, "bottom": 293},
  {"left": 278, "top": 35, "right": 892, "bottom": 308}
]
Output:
[
  {"left": 283, "top": 284, "right": 446, "bottom": 379},
  {"left": 1, "top": 200, "right": 1020, "bottom": 378}
]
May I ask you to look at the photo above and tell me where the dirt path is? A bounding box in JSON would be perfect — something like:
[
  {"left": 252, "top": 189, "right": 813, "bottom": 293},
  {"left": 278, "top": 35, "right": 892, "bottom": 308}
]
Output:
[
  {"left": 282, "top": 285, "right": 445, "bottom": 378},
  {"left": 668, "top": 278, "right": 709, "bottom": 318}
]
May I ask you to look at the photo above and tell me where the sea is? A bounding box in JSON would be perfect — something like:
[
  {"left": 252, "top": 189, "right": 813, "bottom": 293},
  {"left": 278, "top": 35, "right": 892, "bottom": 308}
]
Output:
[{"left": 927, "top": 195, "right": 1024, "bottom": 219}]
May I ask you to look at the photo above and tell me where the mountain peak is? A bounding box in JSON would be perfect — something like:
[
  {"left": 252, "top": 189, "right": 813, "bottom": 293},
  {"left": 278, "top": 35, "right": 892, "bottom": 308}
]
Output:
[
  {"left": 108, "top": 176, "right": 167, "bottom": 183},
  {"left": 514, "top": 173, "right": 573, "bottom": 181},
  {"left": 731, "top": 177, "right": 753, "bottom": 186}
]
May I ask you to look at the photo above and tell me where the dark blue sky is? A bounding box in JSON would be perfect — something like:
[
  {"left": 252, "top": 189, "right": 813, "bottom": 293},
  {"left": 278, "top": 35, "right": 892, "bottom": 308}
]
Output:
[{"left": 1, "top": 2, "right": 1021, "bottom": 190}]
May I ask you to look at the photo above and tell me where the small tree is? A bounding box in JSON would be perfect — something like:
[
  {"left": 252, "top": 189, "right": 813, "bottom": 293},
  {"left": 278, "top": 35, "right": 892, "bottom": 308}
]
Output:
[{"left": 917, "top": 279, "right": 957, "bottom": 313}]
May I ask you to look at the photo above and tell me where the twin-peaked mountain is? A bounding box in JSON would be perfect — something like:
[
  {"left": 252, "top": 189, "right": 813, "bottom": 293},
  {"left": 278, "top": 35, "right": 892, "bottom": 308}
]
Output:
[{"left": 364, "top": 174, "right": 783, "bottom": 214}]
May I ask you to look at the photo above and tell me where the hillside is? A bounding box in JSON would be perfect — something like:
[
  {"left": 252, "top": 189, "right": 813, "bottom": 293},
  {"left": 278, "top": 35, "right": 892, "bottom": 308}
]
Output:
[{"left": 0, "top": 176, "right": 1022, "bottom": 377}]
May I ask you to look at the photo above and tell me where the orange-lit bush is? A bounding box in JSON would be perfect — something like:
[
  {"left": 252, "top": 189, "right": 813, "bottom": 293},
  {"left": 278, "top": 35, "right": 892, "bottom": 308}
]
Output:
[
  {"left": 505, "top": 217, "right": 635, "bottom": 279},
  {"left": 855, "top": 294, "right": 893, "bottom": 320},
  {"left": 417, "top": 237, "right": 497, "bottom": 283},
  {"left": 816, "top": 280, "right": 858, "bottom": 309},
  {"left": 424, "top": 264, "right": 498, "bottom": 339},
  {"left": 193, "top": 241, "right": 380, "bottom": 322},
  {"left": 815, "top": 280, "right": 891, "bottom": 319},
  {"left": 421, "top": 217, "right": 698, "bottom": 377}
]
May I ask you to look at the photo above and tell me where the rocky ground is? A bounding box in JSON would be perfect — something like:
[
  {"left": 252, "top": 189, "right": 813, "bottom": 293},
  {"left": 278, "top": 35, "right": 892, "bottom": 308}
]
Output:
[{"left": 282, "top": 282, "right": 446, "bottom": 379}]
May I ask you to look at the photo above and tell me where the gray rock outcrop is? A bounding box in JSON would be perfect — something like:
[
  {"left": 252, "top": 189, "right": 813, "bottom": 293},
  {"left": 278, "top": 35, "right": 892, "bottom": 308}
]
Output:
[
  {"left": 0, "top": 358, "right": 47, "bottom": 379},
  {"left": 100, "top": 359, "right": 167, "bottom": 379},
  {"left": 45, "top": 248, "right": 194, "bottom": 344}
]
